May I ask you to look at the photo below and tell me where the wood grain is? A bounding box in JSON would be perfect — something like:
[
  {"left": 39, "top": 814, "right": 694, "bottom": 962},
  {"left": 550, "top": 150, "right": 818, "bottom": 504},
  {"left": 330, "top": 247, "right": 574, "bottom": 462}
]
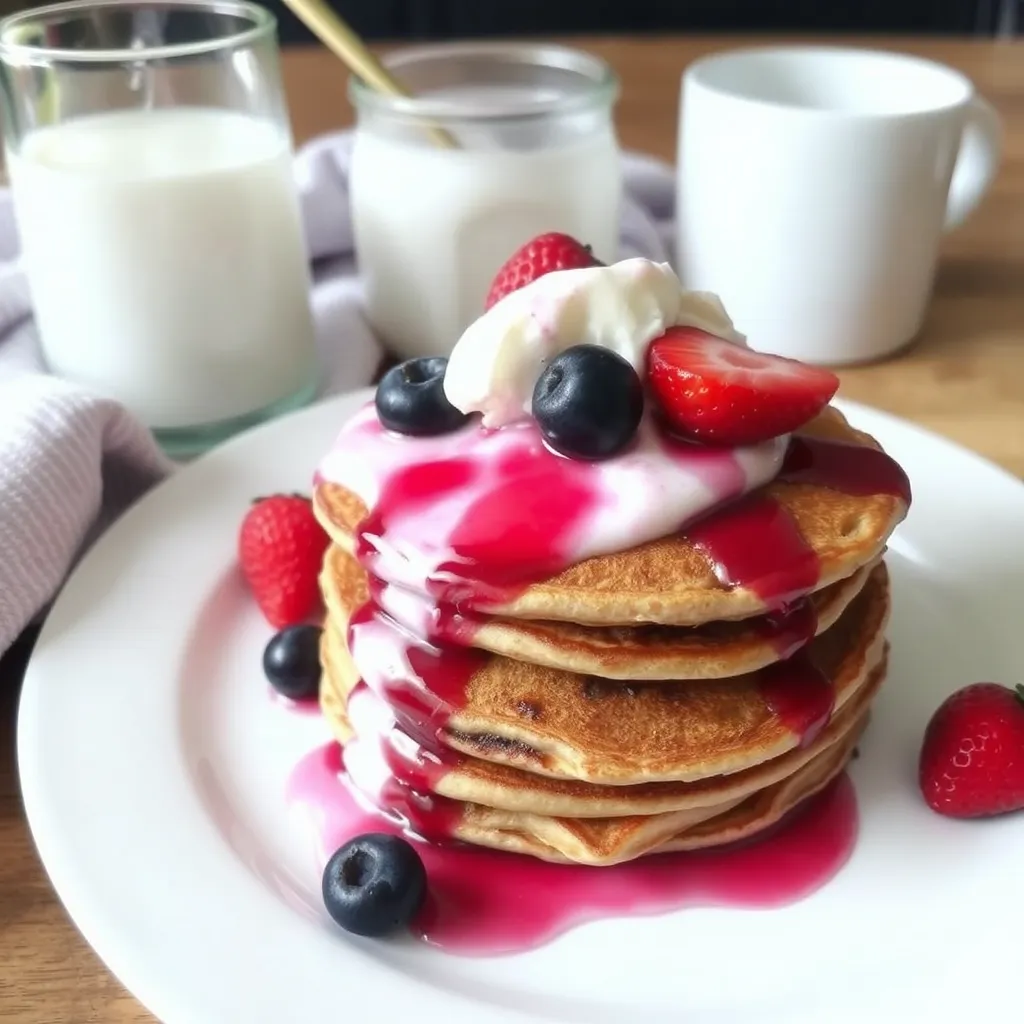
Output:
[{"left": 2, "top": 36, "right": 1023, "bottom": 1023}]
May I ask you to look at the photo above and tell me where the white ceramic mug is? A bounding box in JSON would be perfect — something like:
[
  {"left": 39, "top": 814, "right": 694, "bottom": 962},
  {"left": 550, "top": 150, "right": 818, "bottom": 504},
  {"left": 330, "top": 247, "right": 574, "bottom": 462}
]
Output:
[{"left": 676, "top": 46, "right": 1002, "bottom": 364}]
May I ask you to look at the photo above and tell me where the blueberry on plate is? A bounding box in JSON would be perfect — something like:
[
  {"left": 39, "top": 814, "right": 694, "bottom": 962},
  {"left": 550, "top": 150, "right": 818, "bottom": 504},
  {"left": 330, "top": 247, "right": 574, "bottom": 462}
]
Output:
[
  {"left": 532, "top": 344, "right": 644, "bottom": 459},
  {"left": 375, "top": 356, "right": 469, "bottom": 437},
  {"left": 322, "top": 833, "right": 427, "bottom": 937},
  {"left": 262, "top": 624, "right": 322, "bottom": 701}
]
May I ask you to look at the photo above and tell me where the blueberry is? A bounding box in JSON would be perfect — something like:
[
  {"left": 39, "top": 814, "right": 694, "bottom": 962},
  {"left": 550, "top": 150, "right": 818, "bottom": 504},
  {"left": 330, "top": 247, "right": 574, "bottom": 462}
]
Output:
[
  {"left": 322, "top": 833, "right": 427, "bottom": 937},
  {"left": 532, "top": 345, "right": 644, "bottom": 459},
  {"left": 262, "top": 624, "right": 322, "bottom": 701},
  {"left": 375, "top": 357, "right": 469, "bottom": 437}
]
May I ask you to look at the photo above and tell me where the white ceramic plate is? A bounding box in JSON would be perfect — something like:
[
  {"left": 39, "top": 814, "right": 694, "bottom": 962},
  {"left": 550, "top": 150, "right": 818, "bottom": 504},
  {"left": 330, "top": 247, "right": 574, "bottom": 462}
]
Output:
[{"left": 18, "top": 390, "right": 1024, "bottom": 1024}]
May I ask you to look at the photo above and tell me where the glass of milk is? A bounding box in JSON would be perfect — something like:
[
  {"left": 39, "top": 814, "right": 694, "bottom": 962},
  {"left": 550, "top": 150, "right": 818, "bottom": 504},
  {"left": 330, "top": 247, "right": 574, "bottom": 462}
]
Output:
[
  {"left": 349, "top": 43, "right": 623, "bottom": 360},
  {"left": 0, "top": 1, "right": 317, "bottom": 456}
]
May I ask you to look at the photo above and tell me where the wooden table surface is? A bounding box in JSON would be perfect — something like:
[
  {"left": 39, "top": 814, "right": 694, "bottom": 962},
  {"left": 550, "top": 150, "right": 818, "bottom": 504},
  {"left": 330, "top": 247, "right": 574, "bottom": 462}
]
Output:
[{"left": 2, "top": 34, "right": 1023, "bottom": 1023}]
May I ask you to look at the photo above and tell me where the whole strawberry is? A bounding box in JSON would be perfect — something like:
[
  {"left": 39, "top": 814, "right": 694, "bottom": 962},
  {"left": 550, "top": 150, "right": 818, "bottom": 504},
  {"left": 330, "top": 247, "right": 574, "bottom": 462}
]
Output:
[
  {"left": 919, "top": 682, "right": 1024, "bottom": 818},
  {"left": 238, "top": 494, "right": 328, "bottom": 629},
  {"left": 484, "top": 232, "right": 600, "bottom": 309}
]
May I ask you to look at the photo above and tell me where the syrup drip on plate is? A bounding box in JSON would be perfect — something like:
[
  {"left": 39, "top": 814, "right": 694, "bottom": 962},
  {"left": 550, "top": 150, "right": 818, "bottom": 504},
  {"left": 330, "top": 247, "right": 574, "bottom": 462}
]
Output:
[{"left": 288, "top": 743, "right": 859, "bottom": 956}]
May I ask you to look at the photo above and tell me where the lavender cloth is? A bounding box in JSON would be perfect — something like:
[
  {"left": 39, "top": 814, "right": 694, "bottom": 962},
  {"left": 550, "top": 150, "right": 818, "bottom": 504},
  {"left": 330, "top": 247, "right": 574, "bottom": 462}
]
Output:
[{"left": 0, "top": 131, "right": 676, "bottom": 656}]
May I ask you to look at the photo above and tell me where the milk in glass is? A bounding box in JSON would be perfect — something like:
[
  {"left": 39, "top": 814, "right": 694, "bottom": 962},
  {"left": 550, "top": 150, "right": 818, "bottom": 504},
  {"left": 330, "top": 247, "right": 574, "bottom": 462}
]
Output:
[
  {"left": 351, "top": 76, "right": 622, "bottom": 359},
  {"left": 9, "top": 107, "right": 316, "bottom": 428}
]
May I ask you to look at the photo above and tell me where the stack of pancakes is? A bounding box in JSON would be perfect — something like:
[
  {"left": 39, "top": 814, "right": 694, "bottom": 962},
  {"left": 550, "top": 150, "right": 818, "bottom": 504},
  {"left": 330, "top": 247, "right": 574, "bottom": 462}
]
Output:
[{"left": 313, "top": 409, "right": 905, "bottom": 866}]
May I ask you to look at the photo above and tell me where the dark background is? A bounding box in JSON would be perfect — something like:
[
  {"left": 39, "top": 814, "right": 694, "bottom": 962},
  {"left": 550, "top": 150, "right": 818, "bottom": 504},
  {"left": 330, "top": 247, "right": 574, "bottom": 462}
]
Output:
[{"left": 268, "top": 1, "right": 1015, "bottom": 45}]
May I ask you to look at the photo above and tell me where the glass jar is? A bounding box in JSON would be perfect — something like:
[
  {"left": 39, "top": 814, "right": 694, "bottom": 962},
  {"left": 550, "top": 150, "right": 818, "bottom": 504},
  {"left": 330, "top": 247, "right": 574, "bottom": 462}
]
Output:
[{"left": 349, "top": 42, "right": 622, "bottom": 360}]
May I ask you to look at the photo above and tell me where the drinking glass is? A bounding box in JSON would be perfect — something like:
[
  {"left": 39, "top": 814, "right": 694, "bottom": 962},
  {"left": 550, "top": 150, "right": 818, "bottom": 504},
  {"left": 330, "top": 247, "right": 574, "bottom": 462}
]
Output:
[{"left": 0, "top": 0, "right": 317, "bottom": 456}]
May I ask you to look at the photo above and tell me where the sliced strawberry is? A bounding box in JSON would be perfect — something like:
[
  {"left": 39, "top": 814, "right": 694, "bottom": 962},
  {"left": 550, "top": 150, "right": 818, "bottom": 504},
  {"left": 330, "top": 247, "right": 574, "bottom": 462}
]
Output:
[
  {"left": 485, "top": 232, "right": 600, "bottom": 309},
  {"left": 646, "top": 327, "right": 839, "bottom": 446}
]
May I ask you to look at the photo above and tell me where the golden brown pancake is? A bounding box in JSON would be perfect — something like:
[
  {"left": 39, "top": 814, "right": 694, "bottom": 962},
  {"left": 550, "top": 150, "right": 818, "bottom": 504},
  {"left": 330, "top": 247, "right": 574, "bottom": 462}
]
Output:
[
  {"left": 332, "top": 714, "right": 864, "bottom": 866},
  {"left": 322, "top": 629, "right": 884, "bottom": 818},
  {"left": 450, "top": 720, "right": 864, "bottom": 864},
  {"left": 314, "top": 407, "right": 907, "bottom": 627},
  {"left": 321, "top": 552, "right": 890, "bottom": 784},
  {"left": 320, "top": 542, "right": 876, "bottom": 680}
]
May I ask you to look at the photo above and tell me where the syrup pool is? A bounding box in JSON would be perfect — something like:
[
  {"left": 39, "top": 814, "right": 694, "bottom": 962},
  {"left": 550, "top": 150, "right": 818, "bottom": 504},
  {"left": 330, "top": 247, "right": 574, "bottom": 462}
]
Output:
[{"left": 288, "top": 743, "right": 859, "bottom": 956}]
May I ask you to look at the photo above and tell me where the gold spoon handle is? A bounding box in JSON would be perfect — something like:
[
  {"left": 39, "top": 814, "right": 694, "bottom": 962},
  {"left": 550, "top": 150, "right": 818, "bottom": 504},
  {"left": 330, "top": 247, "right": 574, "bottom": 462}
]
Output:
[{"left": 280, "top": 0, "right": 456, "bottom": 147}]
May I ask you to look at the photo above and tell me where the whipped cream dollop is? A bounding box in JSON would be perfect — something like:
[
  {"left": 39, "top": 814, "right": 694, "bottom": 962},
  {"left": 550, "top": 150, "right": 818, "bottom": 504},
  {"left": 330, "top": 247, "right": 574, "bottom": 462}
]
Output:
[{"left": 444, "top": 258, "right": 741, "bottom": 428}]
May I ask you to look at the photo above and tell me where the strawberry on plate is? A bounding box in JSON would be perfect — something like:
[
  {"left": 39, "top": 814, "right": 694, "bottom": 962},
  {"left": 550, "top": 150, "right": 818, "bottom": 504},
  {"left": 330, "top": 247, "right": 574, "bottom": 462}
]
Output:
[
  {"left": 238, "top": 494, "right": 328, "bottom": 629},
  {"left": 646, "top": 327, "right": 840, "bottom": 446},
  {"left": 485, "top": 232, "right": 600, "bottom": 309},
  {"left": 919, "top": 682, "right": 1024, "bottom": 819}
]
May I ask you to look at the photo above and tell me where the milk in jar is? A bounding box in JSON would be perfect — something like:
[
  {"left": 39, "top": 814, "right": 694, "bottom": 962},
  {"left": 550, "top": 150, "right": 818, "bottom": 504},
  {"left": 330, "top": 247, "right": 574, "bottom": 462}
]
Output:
[{"left": 349, "top": 46, "right": 622, "bottom": 359}]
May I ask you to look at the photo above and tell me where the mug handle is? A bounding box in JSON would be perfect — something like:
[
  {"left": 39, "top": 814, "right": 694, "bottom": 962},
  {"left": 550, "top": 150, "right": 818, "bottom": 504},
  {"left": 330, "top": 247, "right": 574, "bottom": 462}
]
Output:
[{"left": 944, "top": 95, "right": 1003, "bottom": 231}]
